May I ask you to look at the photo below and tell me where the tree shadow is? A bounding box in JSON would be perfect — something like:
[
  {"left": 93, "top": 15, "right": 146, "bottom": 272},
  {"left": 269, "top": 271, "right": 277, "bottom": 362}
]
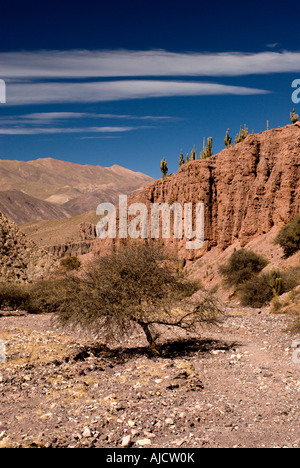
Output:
[{"left": 71, "top": 337, "right": 239, "bottom": 365}]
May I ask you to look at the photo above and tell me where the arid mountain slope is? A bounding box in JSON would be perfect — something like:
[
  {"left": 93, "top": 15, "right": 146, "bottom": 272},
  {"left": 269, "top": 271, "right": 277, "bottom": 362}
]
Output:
[
  {"left": 93, "top": 123, "right": 300, "bottom": 260},
  {"left": 20, "top": 210, "right": 99, "bottom": 247},
  {"left": 0, "top": 190, "right": 71, "bottom": 224},
  {"left": 0, "top": 158, "right": 155, "bottom": 218}
]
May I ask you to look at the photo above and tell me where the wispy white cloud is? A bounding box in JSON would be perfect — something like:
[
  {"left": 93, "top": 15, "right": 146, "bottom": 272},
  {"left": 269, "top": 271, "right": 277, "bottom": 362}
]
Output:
[
  {"left": 0, "top": 126, "right": 145, "bottom": 135},
  {"left": 77, "top": 136, "right": 122, "bottom": 140},
  {"left": 5, "top": 79, "right": 269, "bottom": 105},
  {"left": 0, "top": 111, "right": 179, "bottom": 123},
  {"left": 1, "top": 49, "right": 300, "bottom": 78}
]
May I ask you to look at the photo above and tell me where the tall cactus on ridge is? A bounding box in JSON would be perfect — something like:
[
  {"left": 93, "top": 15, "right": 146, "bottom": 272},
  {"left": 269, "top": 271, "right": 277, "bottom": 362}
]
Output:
[
  {"left": 179, "top": 150, "right": 185, "bottom": 167},
  {"left": 224, "top": 129, "right": 231, "bottom": 148},
  {"left": 160, "top": 157, "right": 168, "bottom": 179}
]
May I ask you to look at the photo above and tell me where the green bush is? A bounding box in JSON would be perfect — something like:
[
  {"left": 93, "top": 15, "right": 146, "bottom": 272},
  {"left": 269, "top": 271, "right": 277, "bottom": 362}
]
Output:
[
  {"left": 274, "top": 215, "right": 300, "bottom": 257},
  {"left": 219, "top": 248, "right": 268, "bottom": 287}
]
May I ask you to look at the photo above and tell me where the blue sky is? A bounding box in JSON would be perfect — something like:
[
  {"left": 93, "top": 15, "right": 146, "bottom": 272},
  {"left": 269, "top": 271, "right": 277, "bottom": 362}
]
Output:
[{"left": 0, "top": 0, "right": 300, "bottom": 178}]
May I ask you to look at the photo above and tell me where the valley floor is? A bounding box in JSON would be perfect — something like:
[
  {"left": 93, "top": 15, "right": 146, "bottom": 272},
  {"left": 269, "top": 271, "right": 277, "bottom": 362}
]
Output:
[{"left": 0, "top": 306, "right": 299, "bottom": 448}]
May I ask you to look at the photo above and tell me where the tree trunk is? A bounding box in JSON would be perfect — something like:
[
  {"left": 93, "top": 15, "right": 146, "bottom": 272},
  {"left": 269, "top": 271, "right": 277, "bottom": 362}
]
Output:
[{"left": 138, "top": 321, "right": 160, "bottom": 355}]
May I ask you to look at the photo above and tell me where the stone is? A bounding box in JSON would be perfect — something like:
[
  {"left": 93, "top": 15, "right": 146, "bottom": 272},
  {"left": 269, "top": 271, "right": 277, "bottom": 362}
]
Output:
[
  {"left": 165, "top": 418, "right": 175, "bottom": 425},
  {"left": 121, "top": 435, "right": 132, "bottom": 448},
  {"left": 136, "top": 438, "right": 152, "bottom": 446},
  {"left": 82, "top": 427, "right": 92, "bottom": 438}
]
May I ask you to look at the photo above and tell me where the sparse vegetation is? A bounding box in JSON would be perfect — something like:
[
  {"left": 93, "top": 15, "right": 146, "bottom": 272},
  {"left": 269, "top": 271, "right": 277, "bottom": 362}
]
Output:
[
  {"left": 219, "top": 248, "right": 268, "bottom": 288},
  {"left": 238, "top": 273, "right": 273, "bottom": 307},
  {"left": 290, "top": 108, "right": 299, "bottom": 124},
  {"left": 200, "top": 137, "right": 213, "bottom": 159},
  {"left": 190, "top": 145, "right": 197, "bottom": 161},
  {"left": 60, "top": 256, "right": 81, "bottom": 271},
  {"left": 224, "top": 129, "right": 231, "bottom": 148},
  {"left": 52, "top": 243, "right": 222, "bottom": 354},
  {"left": 160, "top": 157, "right": 168, "bottom": 179},
  {"left": 179, "top": 150, "right": 185, "bottom": 167},
  {"left": 274, "top": 215, "right": 300, "bottom": 257},
  {"left": 238, "top": 266, "right": 300, "bottom": 308},
  {"left": 234, "top": 124, "right": 248, "bottom": 144},
  {"left": 0, "top": 282, "right": 30, "bottom": 311},
  {"left": 269, "top": 267, "right": 282, "bottom": 297}
]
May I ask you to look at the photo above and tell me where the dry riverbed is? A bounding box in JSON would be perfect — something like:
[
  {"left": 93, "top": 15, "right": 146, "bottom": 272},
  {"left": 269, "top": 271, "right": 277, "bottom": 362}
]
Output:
[{"left": 0, "top": 306, "right": 299, "bottom": 448}]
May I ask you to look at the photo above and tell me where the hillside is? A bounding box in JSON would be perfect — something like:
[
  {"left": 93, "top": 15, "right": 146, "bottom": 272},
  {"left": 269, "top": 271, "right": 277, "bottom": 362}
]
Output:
[
  {"left": 0, "top": 158, "right": 155, "bottom": 221},
  {"left": 0, "top": 190, "right": 71, "bottom": 224},
  {"left": 20, "top": 124, "right": 300, "bottom": 264},
  {"left": 20, "top": 210, "right": 98, "bottom": 248}
]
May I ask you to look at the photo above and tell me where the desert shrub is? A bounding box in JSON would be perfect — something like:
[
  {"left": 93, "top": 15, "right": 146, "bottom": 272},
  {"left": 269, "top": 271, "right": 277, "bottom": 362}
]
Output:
[
  {"left": 280, "top": 266, "right": 300, "bottom": 292},
  {"left": 60, "top": 256, "right": 81, "bottom": 271},
  {"left": 238, "top": 273, "right": 273, "bottom": 307},
  {"left": 0, "top": 282, "right": 30, "bottom": 310},
  {"left": 238, "top": 266, "right": 300, "bottom": 308},
  {"left": 52, "top": 242, "right": 223, "bottom": 353},
  {"left": 274, "top": 215, "right": 300, "bottom": 257},
  {"left": 219, "top": 248, "right": 268, "bottom": 287},
  {"left": 27, "top": 277, "right": 68, "bottom": 314}
]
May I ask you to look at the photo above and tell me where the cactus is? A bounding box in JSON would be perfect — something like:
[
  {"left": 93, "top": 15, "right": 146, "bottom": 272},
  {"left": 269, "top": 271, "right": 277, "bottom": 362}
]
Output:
[
  {"left": 160, "top": 157, "right": 168, "bottom": 179},
  {"left": 224, "top": 129, "right": 231, "bottom": 148},
  {"left": 269, "top": 268, "right": 282, "bottom": 297},
  {"left": 201, "top": 137, "right": 213, "bottom": 159},
  {"left": 179, "top": 150, "right": 185, "bottom": 167},
  {"left": 190, "top": 144, "right": 197, "bottom": 160},
  {"left": 290, "top": 108, "right": 299, "bottom": 124},
  {"left": 234, "top": 124, "right": 248, "bottom": 144}
]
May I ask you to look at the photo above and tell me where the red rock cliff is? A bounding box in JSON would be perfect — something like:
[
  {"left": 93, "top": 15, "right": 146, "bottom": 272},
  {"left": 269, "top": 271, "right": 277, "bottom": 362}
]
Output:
[{"left": 93, "top": 123, "right": 300, "bottom": 260}]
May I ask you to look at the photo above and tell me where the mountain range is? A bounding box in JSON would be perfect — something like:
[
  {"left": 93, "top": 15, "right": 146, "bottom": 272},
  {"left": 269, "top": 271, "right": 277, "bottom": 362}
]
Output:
[{"left": 0, "top": 158, "right": 155, "bottom": 223}]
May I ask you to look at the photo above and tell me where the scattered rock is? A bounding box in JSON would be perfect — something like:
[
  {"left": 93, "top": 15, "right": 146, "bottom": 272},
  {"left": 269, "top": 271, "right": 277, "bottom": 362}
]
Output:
[
  {"left": 136, "top": 438, "right": 152, "bottom": 446},
  {"left": 121, "top": 435, "right": 132, "bottom": 448}
]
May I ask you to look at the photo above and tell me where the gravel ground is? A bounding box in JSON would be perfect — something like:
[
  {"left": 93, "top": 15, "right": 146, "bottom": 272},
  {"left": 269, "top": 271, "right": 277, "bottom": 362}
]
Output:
[{"left": 0, "top": 306, "right": 299, "bottom": 448}]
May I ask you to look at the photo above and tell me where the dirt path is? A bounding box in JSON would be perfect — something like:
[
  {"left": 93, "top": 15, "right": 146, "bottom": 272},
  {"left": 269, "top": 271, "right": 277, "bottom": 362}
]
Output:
[{"left": 0, "top": 307, "right": 299, "bottom": 448}]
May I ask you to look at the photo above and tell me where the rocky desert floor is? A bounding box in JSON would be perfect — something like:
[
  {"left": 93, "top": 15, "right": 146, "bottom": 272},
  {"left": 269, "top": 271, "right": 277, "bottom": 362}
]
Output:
[{"left": 0, "top": 306, "right": 299, "bottom": 449}]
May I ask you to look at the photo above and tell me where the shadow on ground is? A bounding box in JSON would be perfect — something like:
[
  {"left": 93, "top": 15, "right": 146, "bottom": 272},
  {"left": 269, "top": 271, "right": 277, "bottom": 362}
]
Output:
[{"left": 70, "top": 337, "right": 238, "bottom": 365}]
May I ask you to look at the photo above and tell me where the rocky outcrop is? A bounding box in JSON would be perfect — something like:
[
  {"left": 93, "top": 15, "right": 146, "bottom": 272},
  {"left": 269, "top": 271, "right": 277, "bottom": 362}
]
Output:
[
  {"left": 93, "top": 123, "right": 300, "bottom": 260},
  {"left": 44, "top": 240, "right": 95, "bottom": 259},
  {"left": 0, "top": 211, "right": 57, "bottom": 282},
  {"left": 79, "top": 222, "right": 97, "bottom": 241}
]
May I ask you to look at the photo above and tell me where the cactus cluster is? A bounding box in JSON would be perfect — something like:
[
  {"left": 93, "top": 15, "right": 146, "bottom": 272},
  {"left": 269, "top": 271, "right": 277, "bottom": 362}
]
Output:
[
  {"left": 234, "top": 124, "right": 249, "bottom": 144},
  {"left": 200, "top": 137, "right": 213, "bottom": 159},
  {"left": 269, "top": 268, "right": 282, "bottom": 297},
  {"left": 174, "top": 108, "right": 298, "bottom": 174}
]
